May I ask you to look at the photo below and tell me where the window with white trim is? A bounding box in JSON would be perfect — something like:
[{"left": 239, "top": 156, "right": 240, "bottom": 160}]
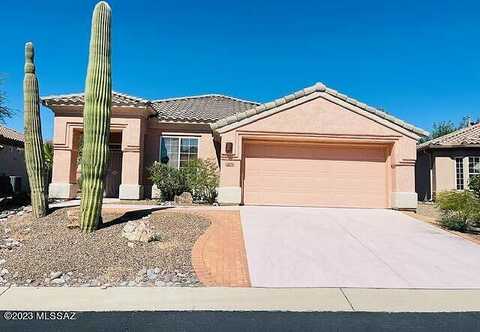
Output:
[
  {"left": 469, "top": 157, "right": 480, "bottom": 181},
  {"left": 160, "top": 137, "right": 198, "bottom": 169},
  {"left": 456, "top": 157, "right": 464, "bottom": 190}
]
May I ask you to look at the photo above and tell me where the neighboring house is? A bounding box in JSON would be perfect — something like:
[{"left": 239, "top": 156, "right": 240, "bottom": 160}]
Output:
[
  {"left": 0, "top": 125, "right": 28, "bottom": 193},
  {"left": 416, "top": 123, "right": 480, "bottom": 201},
  {"left": 43, "top": 82, "right": 427, "bottom": 209}
]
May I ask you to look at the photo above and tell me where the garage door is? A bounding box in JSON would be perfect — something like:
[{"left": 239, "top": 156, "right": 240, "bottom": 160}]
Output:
[{"left": 243, "top": 141, "right": 388, "bottom": 208}]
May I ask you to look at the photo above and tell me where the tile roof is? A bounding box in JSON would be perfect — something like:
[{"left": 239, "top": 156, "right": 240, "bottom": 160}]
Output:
[
  {"left": 417, "top": 123, "right": 480, "bottom": 150},
  {"left": 41, "top": 91, "right": 149, "bottom": 108},
  {"left": 151, "top": 94, "right": 259, "bottom": 123},
  {"left": 211, "top": 82, "right": 428, "bottom": 137},
  {"left": 0, "top": 125, "right": 24, "bottom": 145},
  {"left": 42, "top": 91, "right": 258, "bottom": 123}
]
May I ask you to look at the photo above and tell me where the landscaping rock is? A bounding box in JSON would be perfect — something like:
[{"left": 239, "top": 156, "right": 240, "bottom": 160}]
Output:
[
  {"left": 51, "top": 278, "right": 65, "bottom": 285},
  {"left": 146, "top": 269, "right": 157, "bottom": 280},
  {"left": 66, "top": 210, "right": 80, "bottom": 229},
  {"left": 0, "top": 259, "right": 6, "bottom": 265},
  {"left": 122, "top": 220, "right": 161, "bottom": 242},
  {"left": 174, "top": 192, "right": 193, "bottom": 206},
  {"left": 50, "top": 271, "right": 63, "bottom": 279}
]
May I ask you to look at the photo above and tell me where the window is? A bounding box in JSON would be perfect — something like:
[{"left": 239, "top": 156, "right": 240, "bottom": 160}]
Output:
[
  {"left": 469, "top": 157, "right": 480, "bottom": 181},
  {"left": 160, "top": 137, "right": 198, "bottom": 168},
  {"left": 456, "top": 157, "right": 464, "bottom": 190}
]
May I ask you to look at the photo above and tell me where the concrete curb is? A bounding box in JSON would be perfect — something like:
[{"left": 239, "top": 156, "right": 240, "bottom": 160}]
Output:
[{"left": 1, "top": 287, "right": 480, "bottom": 312}]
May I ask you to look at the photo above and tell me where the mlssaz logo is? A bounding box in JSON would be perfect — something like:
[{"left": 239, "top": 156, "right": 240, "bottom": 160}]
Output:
[{"left": 35, "top": 312, "right": 77, "bottom": 320}]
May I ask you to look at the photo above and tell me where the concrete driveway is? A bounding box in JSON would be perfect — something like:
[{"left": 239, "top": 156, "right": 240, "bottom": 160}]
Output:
[{"left": 241, "top": 206, "right": 480, "bottom": 288}]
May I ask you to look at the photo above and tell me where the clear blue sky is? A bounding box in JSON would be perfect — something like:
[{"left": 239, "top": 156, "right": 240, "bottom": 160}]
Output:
[{"left": 1, "top": 0, "right": 479, "bottom": 139}]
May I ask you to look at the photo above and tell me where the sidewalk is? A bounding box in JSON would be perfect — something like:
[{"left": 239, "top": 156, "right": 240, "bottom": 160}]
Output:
[{"left": 1, "top": 287, "right": 480, "bottom": 312}]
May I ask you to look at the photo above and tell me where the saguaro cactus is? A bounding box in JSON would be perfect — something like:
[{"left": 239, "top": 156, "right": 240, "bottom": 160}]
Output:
[
  {"left": 23, "top": 42, "right": 48, "bottom": 218},
  {"left": 80, "top": 1, "right": 112, "bottom": 232}
]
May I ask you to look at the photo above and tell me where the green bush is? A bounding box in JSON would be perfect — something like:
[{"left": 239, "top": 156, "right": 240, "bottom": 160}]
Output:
[
  {"left": 148, "top": 158, "right": 219, "bottom": 203},
  {"left": 436, "top": 191, "right": 480, "bottom": 231},
  {"left": 182, "top": 159, "right": 219, "bottom": 203},
  {"left": 469, "top": 174, "right": 480, "bottom": 198},
  {"left": 148, "top": 162, "right": 189, "bottom": 201}
]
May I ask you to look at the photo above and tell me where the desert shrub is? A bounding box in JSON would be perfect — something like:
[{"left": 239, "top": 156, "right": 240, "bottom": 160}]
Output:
[
  {"left": 148, "top": 159, "right": 219, "bottom": 203},
  {"left": 182, "top": 159, "right": 219, "bottom": 203},
  {"left": 469, "top": 174, "right": 480, "bottom": 198},
  {"left": 436, "top": 191, "right": 480, "bottom": 231},
  {"left": 148, "top": 162, "right": 188, "bottom": 201}
]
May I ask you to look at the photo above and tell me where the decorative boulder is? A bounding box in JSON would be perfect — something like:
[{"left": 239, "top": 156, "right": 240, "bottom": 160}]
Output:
[
  {"left": 122, "top": 220, "right": 161, "bottom": 243},
  {"left": 174, "top": 192, "right": 193, "bottom": 206},
  {"left": 66, "top": 210, "right": 80, "bottom": 229}
]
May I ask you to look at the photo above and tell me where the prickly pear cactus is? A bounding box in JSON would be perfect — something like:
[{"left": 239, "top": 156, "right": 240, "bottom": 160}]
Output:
[
  {"left": 80, "top": 1, "right": 112, "bottom": 232},
  {"left": 23, "top": 42, "right": 48, "bottom": 218}
]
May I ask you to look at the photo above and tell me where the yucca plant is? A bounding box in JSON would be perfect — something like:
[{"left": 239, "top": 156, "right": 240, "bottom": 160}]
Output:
[
  {"left": 23, "top": 42, "right": 48, "bottom": 218},
  {"left": 79, "top": 1, "right": 112, "bottom": 232}
]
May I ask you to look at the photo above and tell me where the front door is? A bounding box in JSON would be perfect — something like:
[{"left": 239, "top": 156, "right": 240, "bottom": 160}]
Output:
[{"left": 104, "top": 150, "right": 122, "bottom": 198}]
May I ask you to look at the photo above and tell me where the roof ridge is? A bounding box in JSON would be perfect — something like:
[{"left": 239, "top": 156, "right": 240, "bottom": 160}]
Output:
[
  {"left": 417, "top": 123, "right": 480, "bottom": 149},
  {"left": 152, "top": 94, "right": 259, "bottom": 105},
  {"left": 211, "top": 82, "right": 428, "bottom": 137},
  {"left": 41, "top": 91, "right": 149, "bottom": 103}
]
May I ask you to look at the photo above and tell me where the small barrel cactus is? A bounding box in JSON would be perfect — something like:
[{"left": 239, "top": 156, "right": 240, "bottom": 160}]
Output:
[
  {"left": 23, "top": 42, "right": 48, "bottom": 218},
  {"left": 80, "top": 1, "right": 112, "bottom": 232}
]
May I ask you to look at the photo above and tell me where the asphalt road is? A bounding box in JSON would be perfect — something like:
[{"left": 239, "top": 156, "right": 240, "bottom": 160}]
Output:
[{"left": 1, "top": 311, "right": 480, "bottom": 331}]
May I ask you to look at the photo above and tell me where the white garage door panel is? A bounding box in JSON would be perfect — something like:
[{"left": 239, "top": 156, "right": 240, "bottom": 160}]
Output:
[{"left": 243, "top": 142, "right": 388, "bottom": 208}]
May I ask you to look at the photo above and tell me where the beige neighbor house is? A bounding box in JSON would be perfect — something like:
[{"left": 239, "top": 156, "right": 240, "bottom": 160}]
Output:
[
  {"left": 43, "top": 82, "right": 427, "bottom": 209},
  {"left": 0, "top": 125, "right": 27, "bottom": 193},
  {"left": 416, "top": 123, "right": 480, "bottom": 201}
]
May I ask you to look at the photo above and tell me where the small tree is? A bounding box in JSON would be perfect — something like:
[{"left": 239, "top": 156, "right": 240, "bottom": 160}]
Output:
[
  {"left": 43, "top": 142, "right": 54, "bottom": 185},
  {"left": 469, "top": 175, "right": 480, "bottom": 198},
  {"left": 0, "top": 77, "right": 12, "bottom": 123}
]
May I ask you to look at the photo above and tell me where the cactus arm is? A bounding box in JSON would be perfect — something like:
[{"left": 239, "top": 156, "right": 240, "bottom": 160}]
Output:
[
  {"left": 79, "top": 1, "right": 112, "bottom": 232},
  {"left": 23, "top": 42, "right": 48, "bottom": 218}
]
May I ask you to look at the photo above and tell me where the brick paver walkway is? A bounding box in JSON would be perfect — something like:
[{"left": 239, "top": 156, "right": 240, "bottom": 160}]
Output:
[{"left": 191, "top": 210, "right": 251, "bottom": 287}]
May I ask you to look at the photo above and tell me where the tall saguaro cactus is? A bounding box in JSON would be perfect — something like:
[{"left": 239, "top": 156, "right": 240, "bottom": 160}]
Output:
[
  {"left": 80, "top": 1, "right": 112, "bottom": 232},
  {"left": 23, "top": 42, "right": 48, "bottom": 218}
]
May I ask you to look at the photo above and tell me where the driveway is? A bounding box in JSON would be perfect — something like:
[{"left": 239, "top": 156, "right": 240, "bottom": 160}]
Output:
[{"left": 241, "top": 206, "right": 480, "bottom": 288}]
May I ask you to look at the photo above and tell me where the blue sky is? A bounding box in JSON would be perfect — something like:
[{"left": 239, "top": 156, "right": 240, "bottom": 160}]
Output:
[{"left": 1, "top": 0, "right": 479, "bottom": 139}]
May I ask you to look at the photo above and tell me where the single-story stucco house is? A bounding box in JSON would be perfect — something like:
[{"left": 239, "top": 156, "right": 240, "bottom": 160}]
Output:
[
  {"left": 416, "top": 123, "right": 480, "bottom": 201},
  {"left": 42, "top": 82, "right": 427, "bottom": 209},
  {"left": 0, "top": 125, "right": 28, "bottom": 194}
]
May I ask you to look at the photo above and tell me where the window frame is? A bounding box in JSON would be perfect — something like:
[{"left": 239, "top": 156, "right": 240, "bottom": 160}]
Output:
[
  {"left": 455, "top": 157, "right": 464, "bottom": 190},
  {"left": 468, "top": 156, "right": 480, "bottom": 181},
  {"left": 159, "top": 136, "right": 199, "bottom": 169}
]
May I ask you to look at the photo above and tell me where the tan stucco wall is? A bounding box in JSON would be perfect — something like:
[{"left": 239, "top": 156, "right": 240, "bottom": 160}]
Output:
[
  {"left": 433, "top": 156, "right": 456, "bottom": 194},
  {"left": 143, "top": 121, "right": 219, "bottom": 197},
  {"left": 217, "top": 93, "right": 420, "bottom": 208}
]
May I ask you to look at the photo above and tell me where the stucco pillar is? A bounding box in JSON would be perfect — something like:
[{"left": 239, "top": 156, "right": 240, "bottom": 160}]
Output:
[
  {"left": 49, "top": 133, "right": 80, "bottom": 199},
  {"left": 217, "top": 133, "right": 242, "bottom": 205},
  {"left": 119, "top": 119, "right": 144, "bottom": 200},
  {"left": 390, "top": 138, "right": 418, "bottom": 210}
]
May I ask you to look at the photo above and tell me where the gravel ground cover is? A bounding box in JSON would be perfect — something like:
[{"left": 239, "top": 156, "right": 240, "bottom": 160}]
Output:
[{"left": 0, "top": 207, "right": 210, "bottom": 287}]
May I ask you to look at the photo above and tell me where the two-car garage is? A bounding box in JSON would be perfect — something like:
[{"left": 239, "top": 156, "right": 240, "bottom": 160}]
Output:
[
  {"left": 214, "top": 82, "right": 425, "bottom": 210},
  {"left": 242, "top": 141, "right": 389, "bottom": 208}
]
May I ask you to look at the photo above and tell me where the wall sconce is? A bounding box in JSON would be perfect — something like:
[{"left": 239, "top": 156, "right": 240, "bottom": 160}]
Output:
[{"left": 225, "top": 142, "right": 233, "bottom": 154}]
